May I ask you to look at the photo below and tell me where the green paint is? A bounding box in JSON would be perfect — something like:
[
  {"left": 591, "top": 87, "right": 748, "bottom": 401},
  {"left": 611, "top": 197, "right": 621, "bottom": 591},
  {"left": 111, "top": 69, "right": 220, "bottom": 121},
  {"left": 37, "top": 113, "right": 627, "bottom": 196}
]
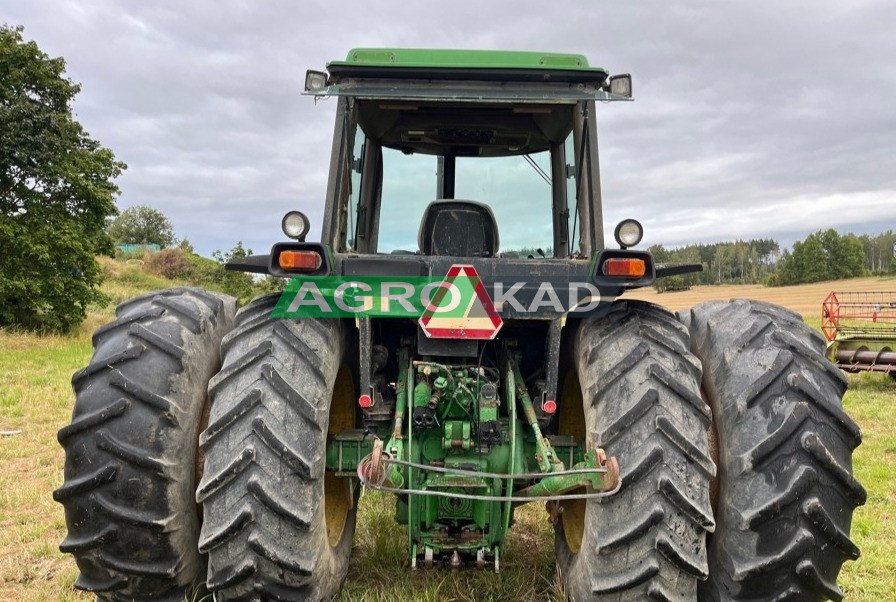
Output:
[
  {"left": 511, "top": 356, "right": 561, "bottom": 474},
  {"left": 413, "top": 379, "right": 431, "bottom": 408},
  {"left": 324, "top": 347, "right": 595, "bottom": 564},
  {"left": 332, "top": 48, "right": 605, "bottom": 74},
  {"left": 522, "top": 448, "right": 610, "bottom": 498}
]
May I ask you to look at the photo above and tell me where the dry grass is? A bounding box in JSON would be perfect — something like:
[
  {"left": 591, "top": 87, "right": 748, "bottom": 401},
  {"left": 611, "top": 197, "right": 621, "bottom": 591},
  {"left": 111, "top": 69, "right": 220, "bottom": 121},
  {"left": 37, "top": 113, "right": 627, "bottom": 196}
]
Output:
[
  {"left": 0, "top": 273, "right": 893, "bottom": 600},
  {"left": 625, "top": 275, "right": 896, "bottom": 316}
]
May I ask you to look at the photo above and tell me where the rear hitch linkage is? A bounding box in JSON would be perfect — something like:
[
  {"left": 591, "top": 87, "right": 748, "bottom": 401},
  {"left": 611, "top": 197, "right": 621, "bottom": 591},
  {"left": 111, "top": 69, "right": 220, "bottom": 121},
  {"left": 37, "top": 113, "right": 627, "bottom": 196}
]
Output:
[{"left": 356, "top": 443, "right": 621, "bottom": 503}]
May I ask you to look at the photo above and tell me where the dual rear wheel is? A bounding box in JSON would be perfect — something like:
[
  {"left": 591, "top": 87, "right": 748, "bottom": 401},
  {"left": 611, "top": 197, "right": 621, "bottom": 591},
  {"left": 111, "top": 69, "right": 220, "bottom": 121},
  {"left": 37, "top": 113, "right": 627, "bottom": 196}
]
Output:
[
  {"left": 56, "top": 291, "right": 357, "bottom": 601},
  {"left": 555, "top": 300, "right": 865, "bottom": 601}
]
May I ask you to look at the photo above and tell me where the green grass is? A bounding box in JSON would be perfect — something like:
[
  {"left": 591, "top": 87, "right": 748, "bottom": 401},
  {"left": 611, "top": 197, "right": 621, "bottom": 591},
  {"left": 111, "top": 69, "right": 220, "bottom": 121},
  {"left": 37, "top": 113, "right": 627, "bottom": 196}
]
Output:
[
  {"left": 336, "top": 492, "right": 564, "bottom": 602},
  {"left": 838, "top": 372, "right": 896, "bottom": 599},
  {"left": 0, "top": 328, "right": 92, "bottom": 601},
  {"left": 0, "top": 266, "right": 894, "bottom": 600},
  {"left": 93, "top": 256, "right": 189, "bottom": 318}
]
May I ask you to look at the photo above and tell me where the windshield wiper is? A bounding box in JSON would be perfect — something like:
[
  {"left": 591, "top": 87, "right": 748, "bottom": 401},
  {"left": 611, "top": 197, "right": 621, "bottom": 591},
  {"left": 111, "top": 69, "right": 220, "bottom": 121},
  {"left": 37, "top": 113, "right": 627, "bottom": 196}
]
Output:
[{"left": 522, "top": 154, "right": 551, "bottom": 186}]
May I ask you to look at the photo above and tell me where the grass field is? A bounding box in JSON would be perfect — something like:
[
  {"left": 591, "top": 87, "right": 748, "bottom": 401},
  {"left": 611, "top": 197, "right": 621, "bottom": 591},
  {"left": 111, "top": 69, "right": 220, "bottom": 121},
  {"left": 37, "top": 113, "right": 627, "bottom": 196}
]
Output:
[{"left": 0, "top": 272, "right": 893, "bottom": 601}]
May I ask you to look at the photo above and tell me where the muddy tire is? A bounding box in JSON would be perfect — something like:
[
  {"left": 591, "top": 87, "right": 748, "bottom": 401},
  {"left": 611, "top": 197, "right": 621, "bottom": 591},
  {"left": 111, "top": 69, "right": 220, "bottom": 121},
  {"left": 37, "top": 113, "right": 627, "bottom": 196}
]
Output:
[
  {"left": 679, "top": 300, "right": 866, "bottom": 601},
  {"left": 197, "top": 293, "right": 357, "bottom": 601},
  {"left": 54, "top": 287, "right": 237, "bottom": 601},
  {"left": 556, "top": 301, "right": 716, "bottom": 601}
]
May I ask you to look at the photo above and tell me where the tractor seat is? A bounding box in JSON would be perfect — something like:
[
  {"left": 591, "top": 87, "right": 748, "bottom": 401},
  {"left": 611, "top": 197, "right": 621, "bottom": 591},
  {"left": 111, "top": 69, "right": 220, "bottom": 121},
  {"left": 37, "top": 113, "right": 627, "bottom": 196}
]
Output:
[{"left": 418, "top": 200, "right": 499, "bottom": 257}]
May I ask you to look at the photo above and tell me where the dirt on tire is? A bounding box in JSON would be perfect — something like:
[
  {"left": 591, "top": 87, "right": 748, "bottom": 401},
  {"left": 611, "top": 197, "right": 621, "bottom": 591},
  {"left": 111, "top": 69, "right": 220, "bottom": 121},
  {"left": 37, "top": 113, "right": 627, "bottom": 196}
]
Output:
[
  {"left": 680, "top": 299, "right": 866, "bottom": 601},
  {"left": 197, "top": 293, "right": 356, "bottom": 601},
  {"left": 557, "top": 300, "right": 716, "bottom": 601},
  {"left": 55, "top": 287, "right": 237, "bottom": 601}
]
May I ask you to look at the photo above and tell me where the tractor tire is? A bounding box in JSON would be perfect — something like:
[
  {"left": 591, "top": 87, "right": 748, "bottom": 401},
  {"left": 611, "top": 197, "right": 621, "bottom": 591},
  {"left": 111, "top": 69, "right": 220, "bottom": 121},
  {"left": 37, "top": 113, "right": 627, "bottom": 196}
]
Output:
[
  {"left": 197, "top": 293, "right": 357, "bottom": 601},
  {"left": 54, "top": 287, "right": 237, "bottom": 601},
  {"left": 556, "top": 301, "right": 716, "bottom": 601},
  {"left": 679, "top": 300, "right": 866, "bottom": 601}
]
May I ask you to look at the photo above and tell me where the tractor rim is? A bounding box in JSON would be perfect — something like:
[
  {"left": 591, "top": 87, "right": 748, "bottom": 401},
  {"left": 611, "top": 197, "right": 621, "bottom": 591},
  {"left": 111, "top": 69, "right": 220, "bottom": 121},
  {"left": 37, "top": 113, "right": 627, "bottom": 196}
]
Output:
[
  {"left": 558, "top": 369, "right": 586, "bottom": 553},
  {"left": 324, "top": 363, "right": 355, "bottom": 547}
]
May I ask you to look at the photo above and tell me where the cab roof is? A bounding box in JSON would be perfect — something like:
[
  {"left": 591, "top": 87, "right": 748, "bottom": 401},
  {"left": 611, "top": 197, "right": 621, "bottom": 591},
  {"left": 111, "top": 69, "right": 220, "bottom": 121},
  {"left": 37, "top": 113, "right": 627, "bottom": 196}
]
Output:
[{"left": 326, "top": 48, "right": 609, "bottom": 85}]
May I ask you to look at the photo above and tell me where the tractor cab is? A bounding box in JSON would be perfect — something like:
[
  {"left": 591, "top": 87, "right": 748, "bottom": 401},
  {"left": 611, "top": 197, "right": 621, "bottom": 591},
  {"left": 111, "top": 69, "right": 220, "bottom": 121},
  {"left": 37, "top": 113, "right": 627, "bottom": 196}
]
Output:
[
  {"left": 311, "top": 48, "right": 632, "bottom": 261},
  {"left": 234, "top": 49, "right": 659, "bottom": 321}
]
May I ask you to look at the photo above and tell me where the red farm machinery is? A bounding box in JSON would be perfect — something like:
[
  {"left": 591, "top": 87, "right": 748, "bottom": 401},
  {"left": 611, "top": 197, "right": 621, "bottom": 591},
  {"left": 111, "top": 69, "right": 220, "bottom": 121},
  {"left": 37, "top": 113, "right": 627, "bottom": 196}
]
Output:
[{"left": 823, "top": 291, "right": 896, "bottom": 376}]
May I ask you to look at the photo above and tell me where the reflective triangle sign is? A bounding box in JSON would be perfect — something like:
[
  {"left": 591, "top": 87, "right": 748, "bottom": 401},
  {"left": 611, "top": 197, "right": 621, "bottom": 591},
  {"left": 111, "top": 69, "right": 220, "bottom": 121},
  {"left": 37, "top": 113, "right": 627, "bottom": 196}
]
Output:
[{"left": 419, "top": 264, "right": 503, "bottom": 339}]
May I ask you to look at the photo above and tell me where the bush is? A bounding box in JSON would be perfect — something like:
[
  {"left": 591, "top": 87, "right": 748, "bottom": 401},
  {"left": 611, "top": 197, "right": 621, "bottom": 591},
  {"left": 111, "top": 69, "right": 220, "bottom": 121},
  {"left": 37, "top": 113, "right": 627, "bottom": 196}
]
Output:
[
  {"left": 145, "top": 248, "right": 193, "bottom": 280},
  {"left": 207, "top": 242, "right": 256, "bottom": 302},
  {"left": 654, "top": 275, "right": 692, "bottom": 293},
  {"left": 186, "top": 254, "right": 224, "bottom": 286}
]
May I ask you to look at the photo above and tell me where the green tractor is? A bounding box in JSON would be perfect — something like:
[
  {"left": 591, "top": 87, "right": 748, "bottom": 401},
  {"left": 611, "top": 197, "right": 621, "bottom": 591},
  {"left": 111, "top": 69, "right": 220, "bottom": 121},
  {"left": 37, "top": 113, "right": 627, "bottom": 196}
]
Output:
[{"left": 55, "top": 49, "right": 865, "bottom": 601}]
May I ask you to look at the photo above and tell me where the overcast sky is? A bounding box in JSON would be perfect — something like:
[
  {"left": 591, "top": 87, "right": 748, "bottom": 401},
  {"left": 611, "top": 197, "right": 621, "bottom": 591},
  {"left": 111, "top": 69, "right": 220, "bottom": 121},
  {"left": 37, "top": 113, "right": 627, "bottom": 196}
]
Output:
[{"left": 6, "top": 1, "right": 895, "bottom": 256}]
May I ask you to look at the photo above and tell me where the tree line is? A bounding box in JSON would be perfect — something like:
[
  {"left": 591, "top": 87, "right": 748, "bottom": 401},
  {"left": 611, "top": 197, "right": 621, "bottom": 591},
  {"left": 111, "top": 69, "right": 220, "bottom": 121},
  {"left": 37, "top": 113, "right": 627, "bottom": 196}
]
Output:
[
  {"left": 650, "top": 229, "right": 895, "bottom": 292},
  {"left": 649, "top": 238, "right": 780, "bottom": 292}
]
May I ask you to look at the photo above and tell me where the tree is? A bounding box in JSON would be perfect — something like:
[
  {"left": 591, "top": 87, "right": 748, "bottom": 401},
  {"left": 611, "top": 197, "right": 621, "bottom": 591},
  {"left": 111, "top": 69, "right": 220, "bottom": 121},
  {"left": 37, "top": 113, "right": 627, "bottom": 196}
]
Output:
[
  {"left": 211, "top": 241, "right": 256, "bottom": 301},
  {"left": 107, "top": 205, "right": 175, "bottom": 247},
  {"left": 651, "top": 244, "right": 703, "bottom": 293},
  {"left": 784, "top": 233, "right": 827, "bottom": 284},
  {"left": 774, "top": 229, "right": 865, "bottom": 286},
  {"left": 819, "top": 229, "right": 864, "bottom": 280},
  {"left": 177, "top": 237, "right": 195, "bottom": 254},
  {"left": 858, "top": 230, "right": 896, "bottom": 273},
  {"left": 0, "top": 26, "right": 125, "bottom": 332}
]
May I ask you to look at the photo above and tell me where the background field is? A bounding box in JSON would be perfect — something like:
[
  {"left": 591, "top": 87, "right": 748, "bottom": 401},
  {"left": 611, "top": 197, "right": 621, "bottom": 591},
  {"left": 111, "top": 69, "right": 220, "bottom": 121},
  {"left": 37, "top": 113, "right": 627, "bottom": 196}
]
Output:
[
  {"left": 625, "top": 275, "right": 894, "bottom": 316},
  {"left": 1, "top": 270, "right": 893, "bottom": 601}
]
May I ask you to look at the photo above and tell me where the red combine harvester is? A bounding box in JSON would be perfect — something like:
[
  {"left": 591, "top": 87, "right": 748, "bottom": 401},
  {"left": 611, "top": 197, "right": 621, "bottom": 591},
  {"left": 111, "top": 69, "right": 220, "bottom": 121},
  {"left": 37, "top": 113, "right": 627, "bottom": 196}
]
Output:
[{"left": 822, "top": 291, "right": 896, "bottom": 376}]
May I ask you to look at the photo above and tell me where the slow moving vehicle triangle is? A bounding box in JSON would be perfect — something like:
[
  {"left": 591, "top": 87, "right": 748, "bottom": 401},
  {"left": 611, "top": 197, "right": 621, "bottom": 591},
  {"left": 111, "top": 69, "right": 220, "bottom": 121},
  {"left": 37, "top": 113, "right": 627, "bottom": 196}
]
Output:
[{"left": 419, "top": 264, "right": 503, "bottom": 339}]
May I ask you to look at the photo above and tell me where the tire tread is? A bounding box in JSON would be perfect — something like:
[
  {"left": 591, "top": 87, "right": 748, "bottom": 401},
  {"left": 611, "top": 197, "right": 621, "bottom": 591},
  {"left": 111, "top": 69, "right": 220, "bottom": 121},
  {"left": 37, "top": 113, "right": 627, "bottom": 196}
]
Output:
[
  {"left": 55, "top": 288, "right": 236, "bottom": 600},
  {"left": 198, "top": 296, "right": 354, "bottom": 601},
  {"left": 559, "top": 301, "right": 715, "bottom": 601},
  {"left": 681, "top": 299, "right": 864, "bottom": 602}
]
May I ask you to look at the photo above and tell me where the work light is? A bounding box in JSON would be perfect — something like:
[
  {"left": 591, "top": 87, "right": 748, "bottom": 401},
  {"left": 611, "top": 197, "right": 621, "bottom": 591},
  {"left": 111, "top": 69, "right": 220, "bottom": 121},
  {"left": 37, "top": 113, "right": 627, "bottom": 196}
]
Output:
[
  {"left": 608, "top": 74, "right": 633, "bottom": 98},
  {"left": 304, "top": 70, "right": 328, "bottom": 92},
  {"left": 282, "top": 211, "right": 311, "bottom": 241},
  {"left": 614, "top": 219, "right": 643, "bottom": 249}
]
